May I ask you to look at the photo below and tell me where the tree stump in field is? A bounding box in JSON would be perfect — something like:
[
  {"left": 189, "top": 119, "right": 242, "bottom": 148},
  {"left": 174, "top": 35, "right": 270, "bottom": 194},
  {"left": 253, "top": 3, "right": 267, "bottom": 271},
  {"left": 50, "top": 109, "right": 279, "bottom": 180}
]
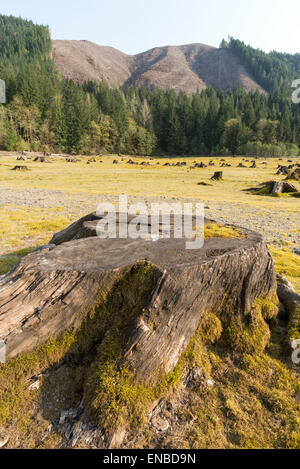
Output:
[
  {"left": 34, "top": 156, "right": 50, "bottom": 163},
  {"left": 246, "top": 180, "right": 298, "bottom": 195},
  {"left": 211, "top": 171, "right": 223, "bottom": 181},
  {"left": 286, "top": 168, "right": 300, "bottom": 181},
  {"left": 277, "top": 166, "right": 291, "bottom": 175},
  {"left": 11, "top": 165, "right": 29, "bottom": 171},
  {"left": 0, "top": 212, "right": 275, "bottom": 375},
  {"left": 0, "top": 213, "right": 278, "bottom": 447},
  {"left": 66, "top": 158, "right": 80, "bottom": 163}
]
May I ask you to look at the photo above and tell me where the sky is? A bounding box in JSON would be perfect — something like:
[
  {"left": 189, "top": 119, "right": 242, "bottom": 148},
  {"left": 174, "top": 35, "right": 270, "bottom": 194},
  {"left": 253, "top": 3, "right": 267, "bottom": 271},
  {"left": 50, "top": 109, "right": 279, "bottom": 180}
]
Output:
[{"left": 1, "top": 0, "right": 299, "bottom": 55}]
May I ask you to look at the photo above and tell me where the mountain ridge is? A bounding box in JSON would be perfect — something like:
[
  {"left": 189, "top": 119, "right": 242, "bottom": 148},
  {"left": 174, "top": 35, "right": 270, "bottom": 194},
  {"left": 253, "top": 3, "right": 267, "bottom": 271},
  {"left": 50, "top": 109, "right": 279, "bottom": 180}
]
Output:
[{"left": 52, "top": 40, "right": 266, "bottom": 95}]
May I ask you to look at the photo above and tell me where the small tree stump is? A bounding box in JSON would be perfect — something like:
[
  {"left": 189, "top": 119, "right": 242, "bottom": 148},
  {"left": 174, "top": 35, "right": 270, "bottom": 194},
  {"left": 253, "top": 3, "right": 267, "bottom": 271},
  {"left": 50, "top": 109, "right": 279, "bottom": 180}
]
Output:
[
  {"left": 211, "top": 171, "right": 223, "bottom": 181},
  {"left": 277, "top": 166, "right": 290, "bottom": 175},
  {"left": 34, "top": 156, "right": 50, "bottom": 163},
  {"left": 286, "top": 168, "right": 300, "bottom": 181},
  {"left": 66, "top": 158, "right": 80, "bottom": 163},
  {"left": 11, "top": 165, "right": 29, "bottom": 171}
]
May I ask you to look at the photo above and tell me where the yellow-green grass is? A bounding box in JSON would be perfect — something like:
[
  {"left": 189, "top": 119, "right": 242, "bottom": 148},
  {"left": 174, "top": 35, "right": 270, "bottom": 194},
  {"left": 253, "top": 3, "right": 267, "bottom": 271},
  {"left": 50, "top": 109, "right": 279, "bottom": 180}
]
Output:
[
  {"left": 190, "top": 222, "right": 246, "bottom": 241},
  {"left": 0, "top": 153, "right": 299, "bottom": 291},
  {"left": 0, "top": 154, "right": 299, "bottom": 209},
  {"left": 0, "top": 205, "right": 72, "bottom": 252},
  {"left": 269, "top": 246, "right": 300, "bottom": 293},
  {"left": 204, "top": 222, "right": 246, "bottom": 239}
]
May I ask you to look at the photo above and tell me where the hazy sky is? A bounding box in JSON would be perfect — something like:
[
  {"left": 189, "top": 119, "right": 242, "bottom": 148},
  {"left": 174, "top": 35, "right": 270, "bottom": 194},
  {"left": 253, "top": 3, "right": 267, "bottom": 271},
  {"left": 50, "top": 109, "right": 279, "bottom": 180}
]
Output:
[{"left": 1, "top": 0, "right": 299, "bottom": 55}]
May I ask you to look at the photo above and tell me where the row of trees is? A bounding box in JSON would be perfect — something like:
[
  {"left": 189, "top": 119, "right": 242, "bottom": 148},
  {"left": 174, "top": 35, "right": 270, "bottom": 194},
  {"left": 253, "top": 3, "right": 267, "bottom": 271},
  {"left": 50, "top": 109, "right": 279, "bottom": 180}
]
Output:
[
  {"left": 0, "top": 81, "right": 157, "bottom": 155},
  {"left": 226, "top": 37, "right": 300, "bottom": 96},
  {"left": 1, "top": 81, "right": 300, "bottom": 157},
  {"left": 0, "top": 15, "right": 300, "bottom": 157}
]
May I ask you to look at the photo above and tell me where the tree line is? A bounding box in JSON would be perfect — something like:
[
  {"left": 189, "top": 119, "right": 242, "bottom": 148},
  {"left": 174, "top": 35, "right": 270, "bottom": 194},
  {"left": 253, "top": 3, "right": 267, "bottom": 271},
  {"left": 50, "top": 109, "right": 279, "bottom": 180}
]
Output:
[
  {"left": 225, "top": 37, "right": 300, "bottom": 96},
  {"left": 0, "top": 15, "right": 300, "bottom": 157}
]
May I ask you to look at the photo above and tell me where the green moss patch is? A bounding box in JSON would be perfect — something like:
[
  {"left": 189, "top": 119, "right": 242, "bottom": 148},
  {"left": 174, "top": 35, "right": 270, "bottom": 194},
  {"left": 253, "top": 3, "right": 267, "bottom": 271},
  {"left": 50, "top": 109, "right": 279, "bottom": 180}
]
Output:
[
  {"left": 218, "top": 295, "right": 278, "bottom": 356},
  {"left": 83, "top": 262, "right": 161, "bottom": 431},
  {"left": 132, "top": 295, "right": 299, "bottom": 449}
]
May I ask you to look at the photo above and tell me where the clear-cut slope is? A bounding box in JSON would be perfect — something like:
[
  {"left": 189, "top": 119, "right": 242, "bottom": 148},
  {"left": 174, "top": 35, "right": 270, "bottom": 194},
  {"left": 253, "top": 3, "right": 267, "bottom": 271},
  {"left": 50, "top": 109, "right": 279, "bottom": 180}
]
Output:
[
  {"left": 52, "top": 40, "right": 266, "bottom": 94},
  {"left": 52, "top": 40, "right": 134, "bottom": 86}
]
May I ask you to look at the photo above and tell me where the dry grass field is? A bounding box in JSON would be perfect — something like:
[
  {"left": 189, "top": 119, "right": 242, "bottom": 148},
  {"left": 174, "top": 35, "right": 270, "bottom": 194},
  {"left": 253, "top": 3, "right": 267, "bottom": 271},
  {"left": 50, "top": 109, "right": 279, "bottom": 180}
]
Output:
[{"left": 0, "top": 152, "right": 299, "bottom": 291}]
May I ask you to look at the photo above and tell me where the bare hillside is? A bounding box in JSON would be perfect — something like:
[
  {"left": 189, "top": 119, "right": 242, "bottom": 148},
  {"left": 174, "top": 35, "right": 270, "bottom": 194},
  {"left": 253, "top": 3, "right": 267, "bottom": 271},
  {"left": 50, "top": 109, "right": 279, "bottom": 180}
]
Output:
[
  {"left": 52, "top": 40, "right": 266, "bottom": 94},
  {"left": 52, "top": 40, "right": 133, "bottom": 86}
]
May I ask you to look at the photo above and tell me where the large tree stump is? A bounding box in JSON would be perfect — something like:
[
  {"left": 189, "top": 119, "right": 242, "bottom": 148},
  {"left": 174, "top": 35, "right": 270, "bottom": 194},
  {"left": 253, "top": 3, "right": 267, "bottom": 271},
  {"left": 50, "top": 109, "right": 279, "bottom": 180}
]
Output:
[{"left": 0, "top": 214, "right": 275, "bottom": 383}]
